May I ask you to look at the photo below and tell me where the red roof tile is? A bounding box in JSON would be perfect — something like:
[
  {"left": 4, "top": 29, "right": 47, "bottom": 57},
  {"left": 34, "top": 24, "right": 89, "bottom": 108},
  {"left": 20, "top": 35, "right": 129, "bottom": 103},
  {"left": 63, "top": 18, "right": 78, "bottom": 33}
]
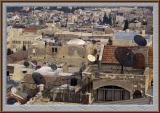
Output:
[{"left": 102, "top": 45, "right": 119, "bottom": 64}]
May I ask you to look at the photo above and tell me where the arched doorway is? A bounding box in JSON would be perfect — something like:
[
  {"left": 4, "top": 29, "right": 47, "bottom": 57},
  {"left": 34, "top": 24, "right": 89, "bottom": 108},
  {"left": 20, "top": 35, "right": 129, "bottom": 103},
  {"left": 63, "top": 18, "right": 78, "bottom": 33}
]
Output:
[
  {"left": 133, "top": 90, "right": 142, "bottom": 99},
  {"left": 95, "top": 85, "right": 130, "bottom": 102}
]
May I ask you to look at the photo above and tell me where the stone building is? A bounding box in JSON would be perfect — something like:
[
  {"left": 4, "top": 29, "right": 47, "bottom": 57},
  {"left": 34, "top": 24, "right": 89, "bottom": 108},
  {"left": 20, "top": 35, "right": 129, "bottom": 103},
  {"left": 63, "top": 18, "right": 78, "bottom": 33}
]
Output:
[
  {"left": 82, "top": 45, "right": 152, "bottom": 103},
  {"left": 28, "top": 38, "right": 95, "bottom": 67}
]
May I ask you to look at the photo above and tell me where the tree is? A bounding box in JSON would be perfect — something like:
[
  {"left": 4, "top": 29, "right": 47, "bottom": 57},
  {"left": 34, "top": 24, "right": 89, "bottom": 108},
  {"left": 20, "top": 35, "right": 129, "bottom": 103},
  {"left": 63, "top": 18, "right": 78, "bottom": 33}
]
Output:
[{"left": 123, "top": 20, "right": 129, "bottom": 31}]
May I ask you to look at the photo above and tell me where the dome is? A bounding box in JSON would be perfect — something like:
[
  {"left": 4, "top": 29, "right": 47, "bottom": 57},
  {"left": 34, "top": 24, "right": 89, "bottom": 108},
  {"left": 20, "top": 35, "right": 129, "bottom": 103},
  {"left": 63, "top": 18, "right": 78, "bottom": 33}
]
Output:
[
  {"left": 35, "top": 66, "right": 53, "bottom": 75},
  {"left": 67, "top": 39, "right": 86, "bottom": 45}
]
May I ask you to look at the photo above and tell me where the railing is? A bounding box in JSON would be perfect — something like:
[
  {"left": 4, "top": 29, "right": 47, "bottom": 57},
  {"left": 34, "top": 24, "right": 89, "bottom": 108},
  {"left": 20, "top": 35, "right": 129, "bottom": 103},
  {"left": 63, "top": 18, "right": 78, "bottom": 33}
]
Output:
[
  {"left": 83, "top": 71, "right": 145, "bottom": 79},
  {"left": 51, "top": 91, "right": 90, "bottom": 104},
  {"left": 83, "top": 65, "right": 145, "bottom": 79}
]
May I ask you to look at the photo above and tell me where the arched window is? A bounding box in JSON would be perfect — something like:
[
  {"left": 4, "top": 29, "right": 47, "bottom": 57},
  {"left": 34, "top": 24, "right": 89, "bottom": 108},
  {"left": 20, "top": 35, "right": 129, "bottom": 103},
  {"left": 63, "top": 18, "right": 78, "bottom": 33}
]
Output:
[{"left": 96, "top": 85, "right": 130, "bottom": 101}]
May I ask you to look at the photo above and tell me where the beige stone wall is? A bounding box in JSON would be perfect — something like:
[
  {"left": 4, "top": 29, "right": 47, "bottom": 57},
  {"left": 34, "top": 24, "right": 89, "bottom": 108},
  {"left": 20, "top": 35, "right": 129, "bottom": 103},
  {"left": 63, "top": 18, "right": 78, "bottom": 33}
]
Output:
[
  {"left": 83, "top": 65, "right": 146, "bottom": 98},
  {"left": 28, "top": 43, "right": 95, "bottom": 67}
]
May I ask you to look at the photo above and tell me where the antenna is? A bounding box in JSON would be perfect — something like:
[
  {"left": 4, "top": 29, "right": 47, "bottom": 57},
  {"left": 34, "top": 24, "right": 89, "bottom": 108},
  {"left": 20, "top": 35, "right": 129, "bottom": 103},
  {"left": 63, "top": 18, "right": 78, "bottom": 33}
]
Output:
[
  {"left": 134, "top": 35, "right": 147, "bottom": 46},
  {"left": 115, "top": 47, "right": 134, "bottom": 74}
]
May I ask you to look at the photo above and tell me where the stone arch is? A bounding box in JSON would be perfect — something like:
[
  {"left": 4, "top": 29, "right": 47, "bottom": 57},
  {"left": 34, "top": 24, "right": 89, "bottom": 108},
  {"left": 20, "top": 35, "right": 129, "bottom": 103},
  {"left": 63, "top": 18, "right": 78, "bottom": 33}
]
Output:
[
  {"left": 93, "top": 79, "right": 133, "bottom": 93},
  {"left": 95, "top": 85, "right": 130, "bottom": 101}
]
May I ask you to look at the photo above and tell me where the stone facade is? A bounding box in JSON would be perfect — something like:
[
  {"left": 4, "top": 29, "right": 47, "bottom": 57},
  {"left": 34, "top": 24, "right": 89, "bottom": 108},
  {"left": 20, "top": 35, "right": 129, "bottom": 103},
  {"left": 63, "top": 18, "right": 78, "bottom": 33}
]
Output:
[{"left": 82, "top": 65, "right": 149, "bottom": 100}]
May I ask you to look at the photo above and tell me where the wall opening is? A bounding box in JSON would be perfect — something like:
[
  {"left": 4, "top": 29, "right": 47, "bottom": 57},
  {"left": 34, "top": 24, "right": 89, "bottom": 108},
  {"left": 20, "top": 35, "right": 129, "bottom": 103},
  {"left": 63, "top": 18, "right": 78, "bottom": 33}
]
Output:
[
  {"left": 133, "top": 90, "right": 142, "bottom": 99},
  {"left": 95, "top": 85, "right": 130, "bottom": 102},
  {"left": 7, "top": 97, "right": 18, "bottom": 105}
]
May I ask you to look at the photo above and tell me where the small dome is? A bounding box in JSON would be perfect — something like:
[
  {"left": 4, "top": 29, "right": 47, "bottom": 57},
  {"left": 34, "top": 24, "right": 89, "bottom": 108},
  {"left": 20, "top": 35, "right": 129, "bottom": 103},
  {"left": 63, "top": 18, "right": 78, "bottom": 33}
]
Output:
[
  {"left": 35, "top": 66, "right": 53, "bottom": 75},
  {"left": 67, "top": 39, "right": 86, "bottom": 45}
]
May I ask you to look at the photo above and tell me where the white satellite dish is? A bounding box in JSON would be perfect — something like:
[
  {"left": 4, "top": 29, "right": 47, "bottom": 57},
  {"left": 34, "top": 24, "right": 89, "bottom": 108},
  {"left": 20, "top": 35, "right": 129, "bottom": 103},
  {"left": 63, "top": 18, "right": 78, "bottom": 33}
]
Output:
[
  {"left": 11, "top": 87, "right": 17, "bottom": 94},
  {"left": 87, "top": 54, "right": 96, "bottom": 62}
]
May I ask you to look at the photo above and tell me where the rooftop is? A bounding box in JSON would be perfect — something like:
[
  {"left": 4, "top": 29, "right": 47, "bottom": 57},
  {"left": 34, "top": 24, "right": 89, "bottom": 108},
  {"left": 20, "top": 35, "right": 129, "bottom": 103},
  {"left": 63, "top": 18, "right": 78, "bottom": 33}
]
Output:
[{"left": 67, "top": 38, "right": 86, "bottom": 45}]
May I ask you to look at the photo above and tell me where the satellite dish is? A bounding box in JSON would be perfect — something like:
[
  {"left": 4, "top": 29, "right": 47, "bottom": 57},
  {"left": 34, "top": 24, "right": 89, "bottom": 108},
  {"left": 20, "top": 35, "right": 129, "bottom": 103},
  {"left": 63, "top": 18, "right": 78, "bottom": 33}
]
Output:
[
  {"left": 32, "top": 72, "right": 46, "bottom": 85},
  {"left": 49, "top": 64, "right": 57, "bottom": 71},
  {"left": 87, "top": 54, "right": 96, "bottom": 62},
  {"left": 134, "top": 35, "right": 147, "bottom": 46},
  {"left": 36, "top": 65, "right": 41, "bottom": 70},
  {"left": 115, "top": 47, "right": 134, "bottom": 67},
  {"left": 92, "top": 40, "right": 97, "bottom": 44},
  {"left": 23, "top": 61, "right": 29, "bottom": 67},
  {"left": 11, "top": 87, "right": 17, "bottom": 94}
]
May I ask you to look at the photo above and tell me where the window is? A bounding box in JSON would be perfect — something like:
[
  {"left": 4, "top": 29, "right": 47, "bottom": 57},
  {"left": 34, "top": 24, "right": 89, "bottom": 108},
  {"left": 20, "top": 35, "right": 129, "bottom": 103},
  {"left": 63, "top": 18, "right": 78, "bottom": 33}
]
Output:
[
  {"left": 52, "top": 47, "right": 58, "bottom": 53},
  {"left": 52, "top": 48, "right": 54, "bottom": 52},
  {"left": 55, "top": 48, "right": 58, "bottom": 52}
]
